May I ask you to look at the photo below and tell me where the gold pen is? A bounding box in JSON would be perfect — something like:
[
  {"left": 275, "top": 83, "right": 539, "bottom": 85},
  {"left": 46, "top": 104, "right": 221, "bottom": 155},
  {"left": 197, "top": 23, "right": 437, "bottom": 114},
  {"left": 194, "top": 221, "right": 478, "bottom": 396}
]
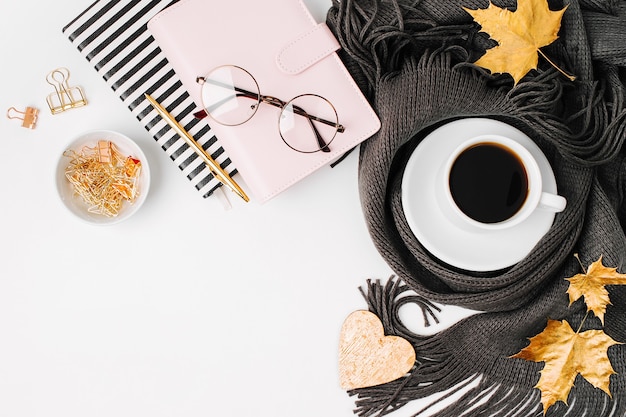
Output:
[{"left": 144, "top": 93, "right": 249, "bottom": 202}]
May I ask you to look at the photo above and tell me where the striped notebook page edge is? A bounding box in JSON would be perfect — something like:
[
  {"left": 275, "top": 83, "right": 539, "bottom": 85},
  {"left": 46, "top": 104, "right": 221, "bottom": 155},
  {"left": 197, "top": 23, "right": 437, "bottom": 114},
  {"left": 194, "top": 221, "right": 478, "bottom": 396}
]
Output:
[{"left": 63, "top": 0, "right": 236, "bottom": 198}]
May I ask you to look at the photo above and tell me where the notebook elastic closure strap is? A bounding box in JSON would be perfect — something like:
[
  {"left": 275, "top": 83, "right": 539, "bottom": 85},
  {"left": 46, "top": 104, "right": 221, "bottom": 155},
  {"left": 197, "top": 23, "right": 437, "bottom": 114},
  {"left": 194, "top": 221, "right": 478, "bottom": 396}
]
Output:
[{"left": 276, "top": 23, "right": 341, "bottom": 75}]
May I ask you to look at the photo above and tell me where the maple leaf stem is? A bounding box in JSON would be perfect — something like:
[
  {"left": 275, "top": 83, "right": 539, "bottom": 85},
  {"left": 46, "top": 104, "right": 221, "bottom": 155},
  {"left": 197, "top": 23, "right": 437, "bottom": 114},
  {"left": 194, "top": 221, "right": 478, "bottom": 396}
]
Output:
[
  {"left": 574, "top": 253, "right": 587, "bottom": 273},
  {"left": 576, "top": 311, "right": 590, "bottom": 334},
  {"left": 538, "top": 49, "right": 576, "bottom": 82}
]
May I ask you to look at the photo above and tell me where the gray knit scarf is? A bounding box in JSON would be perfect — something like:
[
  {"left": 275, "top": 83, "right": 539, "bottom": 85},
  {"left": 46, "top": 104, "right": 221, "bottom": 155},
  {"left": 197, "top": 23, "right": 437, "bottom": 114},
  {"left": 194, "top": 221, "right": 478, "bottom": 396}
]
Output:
[{"left": 326, "top": 0, "right": 626, "bottom": 415}]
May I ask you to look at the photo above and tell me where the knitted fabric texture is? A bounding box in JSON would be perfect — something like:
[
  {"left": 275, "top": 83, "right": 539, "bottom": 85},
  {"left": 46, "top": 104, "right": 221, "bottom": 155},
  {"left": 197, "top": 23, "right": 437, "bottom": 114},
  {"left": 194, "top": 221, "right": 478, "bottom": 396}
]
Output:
[{"left": 327, "top": 0, "right": 626, "bottom": 415}]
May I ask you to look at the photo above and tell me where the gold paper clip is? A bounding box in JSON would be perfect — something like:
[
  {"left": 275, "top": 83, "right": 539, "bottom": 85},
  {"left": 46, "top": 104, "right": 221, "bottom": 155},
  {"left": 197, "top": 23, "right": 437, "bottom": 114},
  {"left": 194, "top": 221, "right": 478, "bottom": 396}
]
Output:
[
  {"left": 97, "top": 140, "right": 113, "bottom": 164},
  {"left": 7, "top": 106, "right": 39, "bottom": 129},
  {"left": 46, "top": 67, "right": 87, "bottom": 114}
]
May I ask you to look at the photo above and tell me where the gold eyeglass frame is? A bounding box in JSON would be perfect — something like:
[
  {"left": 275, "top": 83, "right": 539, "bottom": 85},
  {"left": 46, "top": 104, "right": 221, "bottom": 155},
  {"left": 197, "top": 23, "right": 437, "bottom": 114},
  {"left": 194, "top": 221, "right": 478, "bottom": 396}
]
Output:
[{"left": 195, "top": 65, "right": 345, "bottom": 154}]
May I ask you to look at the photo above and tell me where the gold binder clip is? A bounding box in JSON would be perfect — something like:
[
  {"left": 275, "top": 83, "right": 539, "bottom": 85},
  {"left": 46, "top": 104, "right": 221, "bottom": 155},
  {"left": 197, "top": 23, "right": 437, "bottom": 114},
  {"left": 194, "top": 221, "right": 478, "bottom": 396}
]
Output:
[
  {"left": 7, "top": 106, "right": 39, "bottom": 129},
  {"left": 46, "top": 67, "right": 87, "bottom": 114}
]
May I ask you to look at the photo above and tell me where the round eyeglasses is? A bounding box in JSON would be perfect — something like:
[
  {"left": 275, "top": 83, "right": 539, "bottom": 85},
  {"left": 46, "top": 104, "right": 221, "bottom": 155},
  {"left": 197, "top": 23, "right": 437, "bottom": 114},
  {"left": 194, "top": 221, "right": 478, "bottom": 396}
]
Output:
[{"left": 195, "top": 65, "right": 345, "bottom": 154}]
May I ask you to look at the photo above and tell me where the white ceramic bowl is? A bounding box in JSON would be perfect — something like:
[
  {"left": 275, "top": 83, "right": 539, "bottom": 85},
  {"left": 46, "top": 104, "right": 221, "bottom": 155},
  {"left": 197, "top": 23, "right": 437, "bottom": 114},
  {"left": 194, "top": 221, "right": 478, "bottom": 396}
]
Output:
[{"left": 55, "top": 130, "right": 151, "bottom": 225}]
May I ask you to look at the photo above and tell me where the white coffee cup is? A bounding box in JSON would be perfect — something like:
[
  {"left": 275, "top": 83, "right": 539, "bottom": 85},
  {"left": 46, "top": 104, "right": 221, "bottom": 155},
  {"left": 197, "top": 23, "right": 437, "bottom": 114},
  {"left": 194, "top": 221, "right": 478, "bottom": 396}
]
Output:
[{"left": 436, "top": 134, "right": 566, "bottom": 231}]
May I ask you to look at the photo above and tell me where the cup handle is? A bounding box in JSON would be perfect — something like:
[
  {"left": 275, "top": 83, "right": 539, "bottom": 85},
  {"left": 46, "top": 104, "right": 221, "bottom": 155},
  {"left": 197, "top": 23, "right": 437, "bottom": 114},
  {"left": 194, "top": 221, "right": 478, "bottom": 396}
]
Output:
[{"left": 538, "top": 192, "right": 567, "bottom": 213}]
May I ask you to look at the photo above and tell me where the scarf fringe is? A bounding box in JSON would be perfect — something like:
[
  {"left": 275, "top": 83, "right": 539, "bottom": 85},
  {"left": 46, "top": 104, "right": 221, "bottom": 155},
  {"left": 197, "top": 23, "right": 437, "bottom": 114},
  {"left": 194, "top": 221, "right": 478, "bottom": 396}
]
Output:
[
  {"left": 510, "top": 65, "right": 626, "bottom": 167},
  {"left": 351, "top": 373, "right": 625, "bottom": 417},
  {"left": 328, "top": 0, "right": 473, "bottom": 97}
]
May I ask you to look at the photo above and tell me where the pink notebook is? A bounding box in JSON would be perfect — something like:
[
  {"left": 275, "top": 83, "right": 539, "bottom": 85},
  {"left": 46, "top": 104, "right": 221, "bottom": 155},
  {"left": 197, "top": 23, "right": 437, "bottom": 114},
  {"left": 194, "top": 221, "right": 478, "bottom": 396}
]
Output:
[{"left": 148, "top": 0, "right": 380, "bottom": 202}]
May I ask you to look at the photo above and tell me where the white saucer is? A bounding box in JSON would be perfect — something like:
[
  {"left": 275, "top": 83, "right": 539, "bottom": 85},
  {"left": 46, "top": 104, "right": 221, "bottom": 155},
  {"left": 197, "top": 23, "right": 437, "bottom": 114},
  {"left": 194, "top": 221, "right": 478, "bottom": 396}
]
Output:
[{"left": 401, "top": 118, "right": 558, "bottom": 272}]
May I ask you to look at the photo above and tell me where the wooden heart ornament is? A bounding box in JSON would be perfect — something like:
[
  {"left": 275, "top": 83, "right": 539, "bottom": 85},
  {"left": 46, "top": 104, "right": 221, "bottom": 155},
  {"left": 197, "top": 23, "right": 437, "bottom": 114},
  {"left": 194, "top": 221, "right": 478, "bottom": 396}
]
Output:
[{"left": 339, "top": 310, "right": 416, "bottom": 390}]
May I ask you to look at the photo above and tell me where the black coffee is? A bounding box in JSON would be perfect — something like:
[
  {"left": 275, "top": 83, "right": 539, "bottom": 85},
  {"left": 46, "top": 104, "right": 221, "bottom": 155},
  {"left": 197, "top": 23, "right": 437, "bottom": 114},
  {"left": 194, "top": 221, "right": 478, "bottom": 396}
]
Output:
[{"left": 449, "top": 142, "right": 528, "bottom": 224}]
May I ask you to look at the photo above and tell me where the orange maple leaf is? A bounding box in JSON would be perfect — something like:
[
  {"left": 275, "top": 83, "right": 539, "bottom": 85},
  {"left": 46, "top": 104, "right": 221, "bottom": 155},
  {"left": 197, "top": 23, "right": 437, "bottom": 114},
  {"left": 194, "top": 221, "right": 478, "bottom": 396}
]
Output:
[
  {"left": 567, "top": 255, "right": 626, "bottom": 324},
  {"left": 464, "top": 0, "right": 570, "bottom": 84},
  {"left": 512, "top": 319, "right": 620, "bottom": 414}
]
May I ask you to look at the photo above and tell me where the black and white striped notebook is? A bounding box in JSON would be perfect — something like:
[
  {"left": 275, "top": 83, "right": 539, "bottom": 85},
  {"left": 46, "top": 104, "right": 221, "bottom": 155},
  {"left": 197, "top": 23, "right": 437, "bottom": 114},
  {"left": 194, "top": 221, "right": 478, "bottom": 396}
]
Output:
[{"left": 63, "top": 0, "right": 235, "bottom": 198}]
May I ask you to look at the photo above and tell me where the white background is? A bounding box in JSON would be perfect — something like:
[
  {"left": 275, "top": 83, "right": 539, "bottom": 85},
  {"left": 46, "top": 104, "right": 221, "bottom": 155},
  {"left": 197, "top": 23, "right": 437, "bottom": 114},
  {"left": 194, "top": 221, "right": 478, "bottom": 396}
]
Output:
[{"left": 0, "top": 1, "right": 473, "bottom": 416}]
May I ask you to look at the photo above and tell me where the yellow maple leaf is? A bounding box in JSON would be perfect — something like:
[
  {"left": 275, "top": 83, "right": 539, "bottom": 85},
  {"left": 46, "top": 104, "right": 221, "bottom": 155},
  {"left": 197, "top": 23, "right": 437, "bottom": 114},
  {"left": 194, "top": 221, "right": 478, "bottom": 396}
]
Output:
[
  {"left": 567, "top": 255, "right": 626, "bottom": 324},
  {"left": 512, "top": 319, "right": 620, "bottom": 414},
  {"left": 464, "top": 0, "right": 569, "bottom": 84}
]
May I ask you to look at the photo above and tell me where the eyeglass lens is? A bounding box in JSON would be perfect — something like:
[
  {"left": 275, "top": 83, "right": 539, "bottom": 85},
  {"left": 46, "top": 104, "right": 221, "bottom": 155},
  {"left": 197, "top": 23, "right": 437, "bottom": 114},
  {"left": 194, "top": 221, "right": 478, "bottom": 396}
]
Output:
[
  {"left": 199, "top": 65, "right": 260, "bottom": 126},
  {"left": 280, "top": 95, "right": 338, "bottom": 153}
]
